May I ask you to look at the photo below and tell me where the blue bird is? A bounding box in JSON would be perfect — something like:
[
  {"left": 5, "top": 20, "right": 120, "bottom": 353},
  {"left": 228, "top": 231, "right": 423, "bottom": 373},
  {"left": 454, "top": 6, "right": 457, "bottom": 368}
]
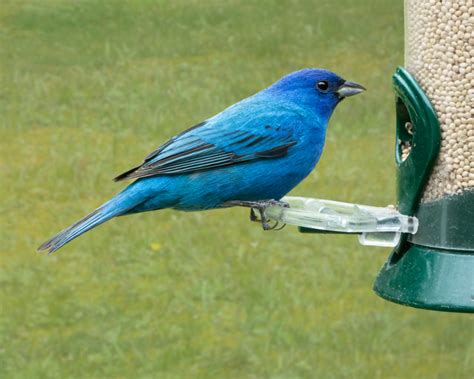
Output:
[{"left": 38, "top": 68, "right": 365, "bottom": 253}]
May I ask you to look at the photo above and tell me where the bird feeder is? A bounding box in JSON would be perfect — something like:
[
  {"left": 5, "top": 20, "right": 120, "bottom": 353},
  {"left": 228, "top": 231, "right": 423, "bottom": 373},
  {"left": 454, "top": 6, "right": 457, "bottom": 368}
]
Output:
[
  {"left": 262, "top": 0, "right": 473, "bottom": 313},
  {"left": 373, "top": 0, "right": 474, "bottom": 312}
]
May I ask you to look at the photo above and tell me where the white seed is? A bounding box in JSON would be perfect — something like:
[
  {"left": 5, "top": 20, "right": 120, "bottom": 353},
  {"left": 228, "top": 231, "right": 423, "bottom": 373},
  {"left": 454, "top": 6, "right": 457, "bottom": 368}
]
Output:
[{"left": 407, "top": 0, "right": 474, "bottom": 200}]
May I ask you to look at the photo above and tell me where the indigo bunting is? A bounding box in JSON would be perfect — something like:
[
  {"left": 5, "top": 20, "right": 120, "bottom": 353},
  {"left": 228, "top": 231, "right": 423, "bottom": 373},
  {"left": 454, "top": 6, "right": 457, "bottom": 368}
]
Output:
[{"left": 39, "top": 68, "right": 365, "bottom": 253}]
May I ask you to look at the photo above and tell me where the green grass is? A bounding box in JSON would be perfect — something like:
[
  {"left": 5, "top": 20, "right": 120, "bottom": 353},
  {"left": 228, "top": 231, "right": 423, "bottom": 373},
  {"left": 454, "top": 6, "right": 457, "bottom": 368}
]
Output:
[{"left": 1, "top": 0, "right": 473, "bottom": 378}]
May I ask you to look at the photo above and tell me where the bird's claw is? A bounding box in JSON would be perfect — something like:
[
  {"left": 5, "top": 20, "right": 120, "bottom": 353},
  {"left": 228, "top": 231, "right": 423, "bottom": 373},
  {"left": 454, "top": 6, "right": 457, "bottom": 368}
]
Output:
[
  {"left": 261, "top": 218, "right": 286, "bottom": 231},
  {"left": 226, "top": 199, "right": 288, "bottom": 232},
  {"left": 250, "top": 208, "right": 259, "bottom": 222},
  {"left": 251, "top": 208, "right": 285, "bottom": 231}
]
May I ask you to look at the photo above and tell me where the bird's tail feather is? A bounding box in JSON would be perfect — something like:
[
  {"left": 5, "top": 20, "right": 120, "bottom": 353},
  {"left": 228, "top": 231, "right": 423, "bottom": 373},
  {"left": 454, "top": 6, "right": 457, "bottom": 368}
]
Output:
[{"left": 38, "top": 190, "right": 144, "bottom": 254}]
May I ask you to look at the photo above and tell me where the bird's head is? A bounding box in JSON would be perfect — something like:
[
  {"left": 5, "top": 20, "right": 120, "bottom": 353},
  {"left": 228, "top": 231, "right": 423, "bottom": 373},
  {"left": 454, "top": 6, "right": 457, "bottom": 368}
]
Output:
[{"left": 266, "top": 68, "right": 365, "bottom": 120}]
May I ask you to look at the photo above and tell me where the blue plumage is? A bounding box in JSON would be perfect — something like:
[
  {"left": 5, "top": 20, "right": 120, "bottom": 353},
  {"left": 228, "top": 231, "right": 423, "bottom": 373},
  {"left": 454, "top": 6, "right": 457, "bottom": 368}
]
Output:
[{"left": 39, "top": 68, "right": 365, "bottom": 253}]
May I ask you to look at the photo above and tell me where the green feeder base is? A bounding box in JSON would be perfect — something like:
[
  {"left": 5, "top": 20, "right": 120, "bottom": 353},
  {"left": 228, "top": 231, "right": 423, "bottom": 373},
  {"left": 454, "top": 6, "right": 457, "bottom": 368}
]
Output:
[{"left": 374, "top": 245, "right": 474, "bottom": 313}]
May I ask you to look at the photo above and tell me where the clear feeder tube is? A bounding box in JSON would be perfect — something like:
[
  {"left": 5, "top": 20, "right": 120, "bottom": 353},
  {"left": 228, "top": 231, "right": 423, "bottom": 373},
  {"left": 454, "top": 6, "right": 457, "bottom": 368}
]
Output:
[
  {"left": 405, "top": 0, "right": 474, "bottom": 199},
  {"left": 404, "top": 0, "right": 474, "bottom": 251}
]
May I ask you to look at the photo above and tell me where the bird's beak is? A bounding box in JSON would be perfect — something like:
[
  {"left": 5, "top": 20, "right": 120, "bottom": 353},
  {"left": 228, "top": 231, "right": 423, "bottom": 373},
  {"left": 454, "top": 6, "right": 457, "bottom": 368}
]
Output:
[{"left": 336, "top": 81, "right": 366, "bottom": 98}]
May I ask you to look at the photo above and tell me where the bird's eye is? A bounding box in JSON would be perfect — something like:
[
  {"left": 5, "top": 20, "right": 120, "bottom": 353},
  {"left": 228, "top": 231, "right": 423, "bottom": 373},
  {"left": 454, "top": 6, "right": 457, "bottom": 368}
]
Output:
[{"left": 316, "top": 81, "right": 329, "bottom": 92}]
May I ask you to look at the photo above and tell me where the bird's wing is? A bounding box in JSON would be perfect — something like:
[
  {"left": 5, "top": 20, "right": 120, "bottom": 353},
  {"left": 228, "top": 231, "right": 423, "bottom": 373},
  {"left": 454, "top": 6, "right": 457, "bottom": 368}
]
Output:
[{"left": 114, "top": 108, "right": 299, "bottom": 181}]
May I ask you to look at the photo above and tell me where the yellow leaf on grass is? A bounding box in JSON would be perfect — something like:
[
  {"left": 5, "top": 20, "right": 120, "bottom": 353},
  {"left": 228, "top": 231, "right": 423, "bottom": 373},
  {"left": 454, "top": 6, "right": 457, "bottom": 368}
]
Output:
[{"left": 150, "top": 242, "right": 162, "bottom": 252}]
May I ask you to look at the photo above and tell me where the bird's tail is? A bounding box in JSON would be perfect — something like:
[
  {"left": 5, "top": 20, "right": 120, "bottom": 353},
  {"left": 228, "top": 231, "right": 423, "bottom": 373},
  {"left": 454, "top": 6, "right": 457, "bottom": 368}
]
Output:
[{"left": 38, "top": 189, "right": 146, "bottom": 254}]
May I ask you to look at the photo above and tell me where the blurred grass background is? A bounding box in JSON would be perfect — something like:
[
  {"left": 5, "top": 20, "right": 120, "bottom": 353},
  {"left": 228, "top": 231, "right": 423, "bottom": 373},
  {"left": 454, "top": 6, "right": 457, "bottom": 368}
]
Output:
[{"left": 1, "top": 0, "right": 473, "bottom": 378}]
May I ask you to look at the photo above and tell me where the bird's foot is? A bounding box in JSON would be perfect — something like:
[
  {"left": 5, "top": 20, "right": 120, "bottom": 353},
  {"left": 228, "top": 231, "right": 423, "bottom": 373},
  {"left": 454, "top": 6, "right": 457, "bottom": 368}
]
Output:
[{"left": 225, "top": 200, "right": 288, "bottom": 231}]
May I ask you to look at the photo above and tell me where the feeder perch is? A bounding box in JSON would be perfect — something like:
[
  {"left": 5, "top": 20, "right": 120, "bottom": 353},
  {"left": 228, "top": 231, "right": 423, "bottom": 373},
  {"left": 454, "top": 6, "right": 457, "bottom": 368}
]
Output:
[{"left": 265, "top": 197, "right": 418, "bottom": 248}]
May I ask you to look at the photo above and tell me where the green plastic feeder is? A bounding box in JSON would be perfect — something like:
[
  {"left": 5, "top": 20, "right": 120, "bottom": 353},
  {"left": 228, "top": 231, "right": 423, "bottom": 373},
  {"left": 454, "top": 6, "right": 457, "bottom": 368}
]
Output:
[{"left": 373, "top": 68, "right": 474, "bottom": 313}]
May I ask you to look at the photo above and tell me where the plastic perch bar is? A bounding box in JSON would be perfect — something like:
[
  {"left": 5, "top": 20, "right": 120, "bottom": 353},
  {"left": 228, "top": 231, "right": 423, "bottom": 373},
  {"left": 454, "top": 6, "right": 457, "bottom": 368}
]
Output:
[{"left": 264, "top": 197, "right": 419, "bottom": 247}]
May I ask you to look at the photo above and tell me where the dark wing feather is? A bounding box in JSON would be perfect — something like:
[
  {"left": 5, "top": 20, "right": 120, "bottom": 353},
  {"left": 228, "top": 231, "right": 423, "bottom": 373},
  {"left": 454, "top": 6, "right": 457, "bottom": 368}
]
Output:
[
  {"left": 142, "top": 121, "right": 207, "bottom": 163},
  {"left": 114, "top": 122, "right": 296, "bottom": 181}
]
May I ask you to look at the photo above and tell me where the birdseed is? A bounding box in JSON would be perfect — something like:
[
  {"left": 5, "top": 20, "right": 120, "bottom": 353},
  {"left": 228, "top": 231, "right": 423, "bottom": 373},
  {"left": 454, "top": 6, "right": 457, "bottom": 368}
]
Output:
[{"left": 405, "top": 0, "right": 474, "bottom": 200}]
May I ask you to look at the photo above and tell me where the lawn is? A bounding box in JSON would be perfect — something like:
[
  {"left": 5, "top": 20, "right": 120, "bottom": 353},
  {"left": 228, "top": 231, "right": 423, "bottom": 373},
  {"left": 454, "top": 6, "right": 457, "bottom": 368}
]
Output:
[{"left": 0, "top": 0, "right": 472, "bottom": 378}]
